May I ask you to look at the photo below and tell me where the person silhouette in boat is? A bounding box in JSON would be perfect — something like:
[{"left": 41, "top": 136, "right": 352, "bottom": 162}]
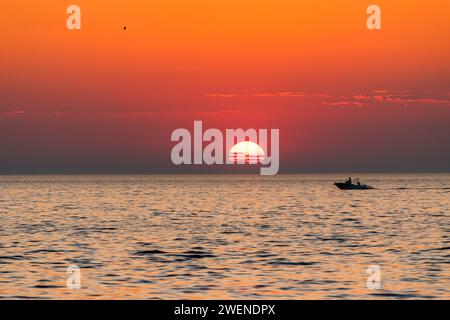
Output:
[{"left": 345, "top": 177, "right": 352, "bottom": 185}]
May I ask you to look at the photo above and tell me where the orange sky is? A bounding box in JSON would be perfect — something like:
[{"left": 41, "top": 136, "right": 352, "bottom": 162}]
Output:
[{"left": 1, "top": 1, "right": 450, "bottom": 173}]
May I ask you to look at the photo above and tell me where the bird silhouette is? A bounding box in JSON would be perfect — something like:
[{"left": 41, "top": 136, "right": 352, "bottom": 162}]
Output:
[{"left": 123, "top": 26, "right": 127, "bottom": 31}]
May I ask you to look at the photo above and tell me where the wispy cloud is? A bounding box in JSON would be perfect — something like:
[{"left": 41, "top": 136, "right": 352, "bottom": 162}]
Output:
[
  {"left": 205, "top": 89, "right": 450, "bottom": 108},
  {"left": 47, "top": 109, "right": 248, "bottom": 117},
  {"left": 204, "top": 91, "right": 328, "bottom": 98},
  {"left": 373, "top": 90, "right": 389, "bottom": 94},
  {"left": 252, "top": 91, "right": 307, "bottom": 97},
  {"left": 354, "top": 94, "right": 372, "bottom": 100},
  {"left": 192, "top": 110, "right": 248, "bottom": 116},
  {"left": 322, "top": 101, "right": 364, "bottom": 107},
  {"left": 372, "top": 94, "right": 450, "bottom": 106},
  {"left": 204, "top": 93, "right": 241, "bottom": 98},
  {"left": 329, "top": 91, "right": 450, "bottom": 107},
  {"left": 0, "top": 109, "right": 25, "bottom": 116}
]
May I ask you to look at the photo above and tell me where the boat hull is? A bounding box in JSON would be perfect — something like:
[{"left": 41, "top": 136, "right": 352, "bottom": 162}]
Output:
[{"left": 334, "top": 182, "right": 374, "bottom": 190}]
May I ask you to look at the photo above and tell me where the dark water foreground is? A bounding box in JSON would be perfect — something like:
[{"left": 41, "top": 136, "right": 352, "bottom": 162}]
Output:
[{"left": 0, "top": 174, "right": 449, "bottom": 299}]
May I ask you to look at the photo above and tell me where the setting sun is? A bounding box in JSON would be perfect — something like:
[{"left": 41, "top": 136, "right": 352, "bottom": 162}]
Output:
[{"left": 228, "top": 141, "right": 265, "bottom": 164}]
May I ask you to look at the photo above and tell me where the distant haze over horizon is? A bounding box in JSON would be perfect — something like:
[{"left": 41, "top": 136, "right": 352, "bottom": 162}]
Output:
[{"left": 1, "top": 168, "right": 450, "bottom": 175}]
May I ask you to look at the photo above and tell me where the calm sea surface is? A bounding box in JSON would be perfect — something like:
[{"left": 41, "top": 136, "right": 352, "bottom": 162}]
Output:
[{"left": 0, "top": 174, "right": 449, "bottom": 299}]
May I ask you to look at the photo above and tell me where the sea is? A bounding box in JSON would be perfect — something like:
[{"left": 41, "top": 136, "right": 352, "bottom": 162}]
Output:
[{"left": 0, "top": 174, "right": 449, "bottom": 299}]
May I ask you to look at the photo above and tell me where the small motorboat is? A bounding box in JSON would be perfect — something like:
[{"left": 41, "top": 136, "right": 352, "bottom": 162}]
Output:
[
  {"left": 334, "top": 178, "right": 374, "bottom": 190},
  {"left": 334, "top": 182, "right": 374, "bottom": 190}
]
